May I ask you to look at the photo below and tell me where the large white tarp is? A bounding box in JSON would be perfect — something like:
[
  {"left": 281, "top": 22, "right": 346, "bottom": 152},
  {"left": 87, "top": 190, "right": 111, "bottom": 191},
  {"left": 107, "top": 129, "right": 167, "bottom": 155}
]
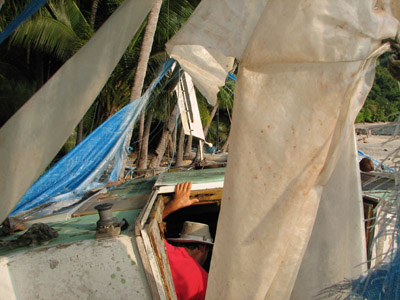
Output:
[
  {"left": 290, "top": 127, "right": 367, "bottom": 299},
  {"left": 0, "top": 0, "right": 154, "bottom": 223},
  {"left": 378, "top": 0, "right": 400, "bottom": 22},
  {"left": 167, "top": 0, "right": 399, "bottom": 299}
]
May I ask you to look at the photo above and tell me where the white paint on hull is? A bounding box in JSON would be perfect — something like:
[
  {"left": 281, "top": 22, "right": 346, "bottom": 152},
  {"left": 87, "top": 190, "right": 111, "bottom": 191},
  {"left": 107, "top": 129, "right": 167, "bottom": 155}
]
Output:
[{"left": 0, "top": 233, "right": 152, "bottom": 300}]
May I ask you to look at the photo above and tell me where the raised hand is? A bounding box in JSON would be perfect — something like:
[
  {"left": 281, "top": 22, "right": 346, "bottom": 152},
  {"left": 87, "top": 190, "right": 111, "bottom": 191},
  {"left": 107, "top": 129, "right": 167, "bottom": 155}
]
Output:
[{"left": 162, "top": 182, "right": 199, "bottom": 219}]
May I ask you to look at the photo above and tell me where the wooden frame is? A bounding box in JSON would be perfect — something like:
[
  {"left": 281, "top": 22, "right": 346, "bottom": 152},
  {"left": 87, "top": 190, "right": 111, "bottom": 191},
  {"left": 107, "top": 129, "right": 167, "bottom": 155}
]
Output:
[{"left": 135, "top": 184, "right": 223, "bottom": 299}]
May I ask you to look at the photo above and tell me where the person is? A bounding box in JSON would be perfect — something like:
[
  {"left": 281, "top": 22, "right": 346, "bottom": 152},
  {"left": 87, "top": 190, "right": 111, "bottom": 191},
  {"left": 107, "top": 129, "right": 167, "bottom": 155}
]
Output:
[
  {"left": 163, "top": 182, "right": 213, "bottom": 300},
  {"left": 359, "top": 157, "right": 374, "bottom": 172}
]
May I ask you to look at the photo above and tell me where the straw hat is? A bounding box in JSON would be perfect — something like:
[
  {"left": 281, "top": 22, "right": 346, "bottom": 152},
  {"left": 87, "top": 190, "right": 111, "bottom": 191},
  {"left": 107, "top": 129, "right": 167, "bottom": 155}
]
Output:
[{"left": 167, "top": 221, "right": 214, "bottom": 245}]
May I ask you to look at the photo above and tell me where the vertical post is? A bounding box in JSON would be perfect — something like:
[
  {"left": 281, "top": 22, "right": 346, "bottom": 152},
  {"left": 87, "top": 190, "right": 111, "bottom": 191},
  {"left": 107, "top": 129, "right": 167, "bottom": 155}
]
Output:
[{"left": 199, "top": 140, "right": 204, "bottom": 161}]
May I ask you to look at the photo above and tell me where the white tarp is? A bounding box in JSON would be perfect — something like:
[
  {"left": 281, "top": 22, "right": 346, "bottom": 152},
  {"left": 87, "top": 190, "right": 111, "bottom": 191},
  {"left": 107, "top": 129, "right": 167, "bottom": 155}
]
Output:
[
  {"left": 167, "top": 0, "right": 399, "bottom": 299},
  {"left": 378, "top": 0, "right": 400, "bottom": 22},
  {"left": 290, "top": 127, "right": 367, "bottom": 299},
  {"left": 0, "top": 0, "right": 154, "bottom": 223}
]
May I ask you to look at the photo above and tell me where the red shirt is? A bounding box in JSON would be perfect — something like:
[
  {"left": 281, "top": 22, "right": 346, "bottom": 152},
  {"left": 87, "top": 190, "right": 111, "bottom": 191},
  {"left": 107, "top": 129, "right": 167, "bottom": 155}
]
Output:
[{"left": 165, "top": 241, "right": 208, "bottom": 300}]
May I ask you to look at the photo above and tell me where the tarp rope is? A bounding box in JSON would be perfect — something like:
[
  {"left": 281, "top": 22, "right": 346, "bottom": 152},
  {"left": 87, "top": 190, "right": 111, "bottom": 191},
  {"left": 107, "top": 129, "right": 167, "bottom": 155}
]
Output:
[{"left": 0, "top": 0, "right": 49, "bottom": 44}]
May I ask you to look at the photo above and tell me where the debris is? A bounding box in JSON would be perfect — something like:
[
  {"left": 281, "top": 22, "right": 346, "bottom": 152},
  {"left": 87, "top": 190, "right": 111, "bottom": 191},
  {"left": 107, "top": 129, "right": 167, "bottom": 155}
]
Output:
[
  {"left": 2, "top": 223, "right": 59, "bottom": 249},
  {"left": 0, "top": 217, "right": 26, "bottom": 237}
]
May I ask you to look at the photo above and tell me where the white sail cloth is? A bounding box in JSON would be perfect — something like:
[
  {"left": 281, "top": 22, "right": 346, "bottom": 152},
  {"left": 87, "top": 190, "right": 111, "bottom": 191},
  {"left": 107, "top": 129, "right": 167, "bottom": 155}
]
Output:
[
  {"left": 167, "top": 1, "right": 399, "bottom": 299},
  {"left": 0, "top": 0, "right": 154, "bottom": 223}
]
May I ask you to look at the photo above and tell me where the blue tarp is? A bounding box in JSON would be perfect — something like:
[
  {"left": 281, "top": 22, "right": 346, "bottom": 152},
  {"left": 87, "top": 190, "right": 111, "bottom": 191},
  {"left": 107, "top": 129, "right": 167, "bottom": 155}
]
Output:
[{"left": 11, "top": 59, "right": 175, "bottom": 216}]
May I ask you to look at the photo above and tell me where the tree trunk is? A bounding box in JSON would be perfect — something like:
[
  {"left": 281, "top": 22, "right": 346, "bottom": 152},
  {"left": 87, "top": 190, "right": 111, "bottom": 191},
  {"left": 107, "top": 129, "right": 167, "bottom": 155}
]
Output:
[
  {"left": 76, "top": 0, "right": 99, "bottom": 146},
  {"left": 149, "top": 103, "right": 178, "bottom": 169},
  {"left": 129, "top": 0, "right": 162, "bottom": 103},
  {"left": 194, "top": 102, "right": 219, "bottom": 161},
  {"left": 221, "top": 132, "right": 230, "bottom": 153},
  {"left": 138, "top": 110, "right": 153, "bottom": 170},
  {"left": 168, "top": 135, "right": 174, "bottom": 158},
  {"left": 175, "top": 126, "right": 185, "bottom": 167},
  {"left": 184, "top": 134, "right": 193, "bottom": 158},
  {"left": 127, "top": 0, "right": 162, "bottom": 172},
  {"left": 89, "top": 0, "right": 99, "bottom": 28},
  {"left": 204, "top": 102, "right": 219, "bottom": 137}
]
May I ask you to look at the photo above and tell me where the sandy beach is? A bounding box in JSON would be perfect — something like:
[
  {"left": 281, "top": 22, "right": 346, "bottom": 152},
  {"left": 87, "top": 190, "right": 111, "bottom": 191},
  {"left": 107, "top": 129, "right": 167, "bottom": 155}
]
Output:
[{"left": 355, "top": 123, "right": 400, "bottom": 169}]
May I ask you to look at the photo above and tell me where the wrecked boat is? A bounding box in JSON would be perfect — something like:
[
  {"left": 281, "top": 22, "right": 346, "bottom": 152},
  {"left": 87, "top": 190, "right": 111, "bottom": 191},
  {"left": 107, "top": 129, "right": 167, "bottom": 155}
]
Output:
[
  {"left": 1, "top": 0, "right": 400, "bottom": 299},
  {"left": 0, "top": 167, "right": 224, "bottom": 300}
]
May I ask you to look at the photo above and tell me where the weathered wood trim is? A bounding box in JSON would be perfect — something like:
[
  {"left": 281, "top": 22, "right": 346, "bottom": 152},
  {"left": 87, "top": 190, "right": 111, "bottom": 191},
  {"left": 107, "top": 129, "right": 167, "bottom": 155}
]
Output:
[
  {"left": 157, "top": 181, "right": 224, "bottom": 194},
  {"left": 135, "top": 189, "right": 177, "bottom": 300}
]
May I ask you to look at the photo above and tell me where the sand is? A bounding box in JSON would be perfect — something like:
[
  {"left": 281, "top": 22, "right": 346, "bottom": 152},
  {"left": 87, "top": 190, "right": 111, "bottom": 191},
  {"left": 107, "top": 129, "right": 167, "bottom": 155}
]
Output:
[{"left": 355, "top": 123, "right": 400, "bottom": 169}]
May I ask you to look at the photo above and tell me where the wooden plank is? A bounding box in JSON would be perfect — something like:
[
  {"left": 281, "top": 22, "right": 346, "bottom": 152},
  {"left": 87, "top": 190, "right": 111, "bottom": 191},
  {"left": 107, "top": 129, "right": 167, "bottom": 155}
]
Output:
[
  {"left": 149, "top": 218, "right": 177, "bottom": 300},
  {"left": 135, "top": 234, "right": 163, "bottom": 300},
  {"left": 158, "top": 181, "right": 224, "bottom": 194},
  {"left": 142, "top": 228, "right": 167, "bottom": 300},
  {"left": 161, "top": 188, "right": 223, "bottom": 206}
]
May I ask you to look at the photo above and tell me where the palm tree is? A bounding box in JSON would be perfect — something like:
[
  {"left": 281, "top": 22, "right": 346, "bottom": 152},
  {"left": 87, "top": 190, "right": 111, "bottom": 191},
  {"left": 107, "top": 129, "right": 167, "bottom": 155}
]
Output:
[
  {"left": 212, "top": 78, "right": 235, "bottom": 151},
  {"left": 175, "top": 124, "right": 186, "bottom": 166},
  {"left": 192, "top": 79, "right": 235, "bottom": 161},
  {"left": 0, "top": 0, "right": 46, "bottom": 125},
  {"left": 127, "top": 0, "right": 163, "bottom": 174},
  {"left": 3, "top": 0, "right": 203, "bottom": 170},
  {"left": 130, "top": 0, "right": 198, "bottom": 171},
  {"left": 149, "top": 101, "right": 179, "bottom": 169},
  {"left": 7, "top": 0, "right": 146, "bottom": 139},
  {"left": 10, "top": 0, "right": 93, "bottom": 61},
  {"left": 9, "top": 0, "right": 94, "bottom": 146},
  {"left": 76, "top": 0, "right": 101, "bottom": 144},
  {"left": 137, "top": 108, "right": 154, "bottom": 170}
]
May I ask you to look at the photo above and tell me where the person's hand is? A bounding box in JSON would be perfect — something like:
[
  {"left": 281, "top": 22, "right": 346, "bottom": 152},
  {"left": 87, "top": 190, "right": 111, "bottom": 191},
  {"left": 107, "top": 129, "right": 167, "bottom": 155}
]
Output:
[{"left": 163, "top": 182, "right": 199, "bottom": 219}]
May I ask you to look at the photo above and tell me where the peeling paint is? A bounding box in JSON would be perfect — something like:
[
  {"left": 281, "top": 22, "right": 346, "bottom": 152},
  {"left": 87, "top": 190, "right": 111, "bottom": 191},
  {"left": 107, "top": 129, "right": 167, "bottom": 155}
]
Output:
[
  {"left": 68, "top": 231, "right": 94, "bottom": 237},
  {"left": 1, "top": 213, "right": 152, "bottom": 299},
  {"left": 55, "top": 241, "right": 84, "bottom": 250}
]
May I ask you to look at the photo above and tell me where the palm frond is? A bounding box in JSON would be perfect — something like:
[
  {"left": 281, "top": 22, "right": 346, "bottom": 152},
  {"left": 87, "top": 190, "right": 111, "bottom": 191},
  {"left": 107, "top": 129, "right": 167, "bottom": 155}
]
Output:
[
  {"left": 0, "top": 0, "right": 30, "bottom": 28},
  {"left": 48, "top": 0, "right": 92, "bottom": 40},
  {"left": 154, "top": 0, "right": 197, "bottom": 48},
  {"left": 11, "top": 17, "right": 80, "bottom": 60},
  {"left": 196, "top": 91, "right": 212, "bottom": 126},
  {"left": 218, "top": 85, "right": 234, "bottom": 109},
  {"left": 10, "top": 0, "right": 92, "bottom": 60},
  {"left": 0, "top": 77, "right": 37, "bottom": 126}
]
